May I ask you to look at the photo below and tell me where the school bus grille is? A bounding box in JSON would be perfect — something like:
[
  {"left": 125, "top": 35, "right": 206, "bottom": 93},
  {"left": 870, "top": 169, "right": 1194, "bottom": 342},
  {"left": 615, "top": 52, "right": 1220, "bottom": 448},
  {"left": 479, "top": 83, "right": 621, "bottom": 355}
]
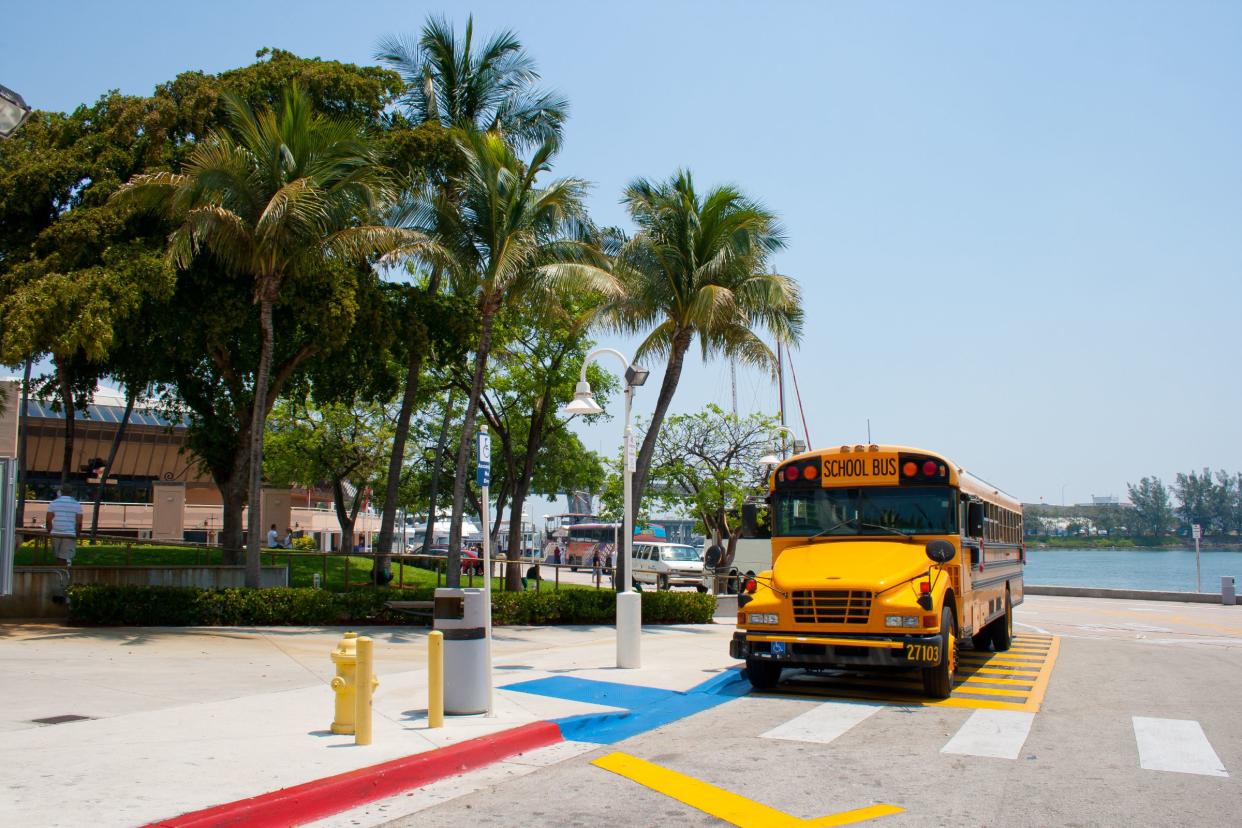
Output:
[{"left": 791, "top": 590, "right": 873, "bottom": 624}]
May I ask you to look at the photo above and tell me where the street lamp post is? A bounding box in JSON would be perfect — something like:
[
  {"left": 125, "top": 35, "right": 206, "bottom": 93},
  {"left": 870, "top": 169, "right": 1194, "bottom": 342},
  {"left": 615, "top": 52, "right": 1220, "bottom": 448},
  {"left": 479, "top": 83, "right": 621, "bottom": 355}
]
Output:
[
  {"left": 758, "top": 425, "right": 799, "bottom": 467},
  {"left": 563, "top": 347, "right": 648, "bottom": 669}
]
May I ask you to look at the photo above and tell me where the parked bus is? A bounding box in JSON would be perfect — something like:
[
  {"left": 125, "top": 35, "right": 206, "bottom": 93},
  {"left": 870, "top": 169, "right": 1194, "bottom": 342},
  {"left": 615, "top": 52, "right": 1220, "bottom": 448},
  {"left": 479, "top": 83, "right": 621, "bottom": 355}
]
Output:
[
  {"left": 544, "top": 513, "right": 667, "bottom": 570},
  {"left": 726, "top": 443, "right": 1024, "bottom": 698}
]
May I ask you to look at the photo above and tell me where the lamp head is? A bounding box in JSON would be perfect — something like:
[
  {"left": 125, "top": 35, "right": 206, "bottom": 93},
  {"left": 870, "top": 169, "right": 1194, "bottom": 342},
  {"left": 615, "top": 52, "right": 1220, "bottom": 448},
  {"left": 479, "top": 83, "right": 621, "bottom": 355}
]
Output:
[
  {"left": 758, "top": 454, "right": 780, "bottom": 467},
  {"left": 0, "top": 84, "right": 31, "bottom": 139},
  {"left": 563, "top": 380, "right": 603, "bottom": 416},
  {"left": 624, "top": 364, "right": 649, "bottom": 387}
]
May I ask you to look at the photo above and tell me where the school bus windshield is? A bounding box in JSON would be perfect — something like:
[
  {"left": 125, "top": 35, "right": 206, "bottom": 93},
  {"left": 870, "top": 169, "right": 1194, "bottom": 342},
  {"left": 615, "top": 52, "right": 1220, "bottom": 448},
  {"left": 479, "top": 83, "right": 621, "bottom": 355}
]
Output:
[{"left": 774, "top": 486, "right": 958, "bottom": 536}]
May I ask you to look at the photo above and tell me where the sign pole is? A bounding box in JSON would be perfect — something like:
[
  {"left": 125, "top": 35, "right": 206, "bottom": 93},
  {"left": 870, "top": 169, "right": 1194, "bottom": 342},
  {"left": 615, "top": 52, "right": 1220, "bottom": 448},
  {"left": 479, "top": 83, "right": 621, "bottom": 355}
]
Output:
[
  {"left": 476, "top": 425, "right": 494, "bottom": 716},
  {"left": 1193, "top": 523, "right": 1202, "bottom": 593}
]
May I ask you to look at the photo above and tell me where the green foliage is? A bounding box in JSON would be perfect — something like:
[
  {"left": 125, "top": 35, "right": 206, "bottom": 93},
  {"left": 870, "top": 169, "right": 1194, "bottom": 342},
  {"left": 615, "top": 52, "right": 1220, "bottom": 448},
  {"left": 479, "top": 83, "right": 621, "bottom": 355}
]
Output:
[
  {"left": 65, "top": 584, "right": 716, "bottom": 626},
  {"left": 290, "top": 535, "right": 318, "bottom": 551},
  {"left": 1126, "top": 477, "right": 1176, "bottom": 537},
  {"left": 66, "top": 584, "right": 420, "bottom": 626}
]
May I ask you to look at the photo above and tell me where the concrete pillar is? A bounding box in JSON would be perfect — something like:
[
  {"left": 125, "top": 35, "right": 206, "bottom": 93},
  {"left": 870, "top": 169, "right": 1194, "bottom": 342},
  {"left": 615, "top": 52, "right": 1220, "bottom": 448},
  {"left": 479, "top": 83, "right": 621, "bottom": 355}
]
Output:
[
  {"left": 152, "top": 482, "right": 186, "bottom": 540},
  {"left": 0, "top": 379, "right": 18, "bottom": 459},
  {"left": 260, "top": 487, "right": 292, "bottom": 543}
]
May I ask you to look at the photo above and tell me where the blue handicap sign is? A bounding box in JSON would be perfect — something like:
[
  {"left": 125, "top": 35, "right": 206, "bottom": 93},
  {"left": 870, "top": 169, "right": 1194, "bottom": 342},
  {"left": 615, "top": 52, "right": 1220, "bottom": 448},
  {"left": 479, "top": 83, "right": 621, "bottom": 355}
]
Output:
[{"left": 476, "top": 466, "right": 490, "bottom": 487}]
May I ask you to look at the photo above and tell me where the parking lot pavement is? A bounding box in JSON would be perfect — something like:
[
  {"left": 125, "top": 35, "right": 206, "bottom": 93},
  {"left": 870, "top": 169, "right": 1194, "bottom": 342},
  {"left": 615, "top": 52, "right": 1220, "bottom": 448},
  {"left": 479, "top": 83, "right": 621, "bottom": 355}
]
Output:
[{"left": 380, "top": 597, "right": 1242, "bottom": 828}]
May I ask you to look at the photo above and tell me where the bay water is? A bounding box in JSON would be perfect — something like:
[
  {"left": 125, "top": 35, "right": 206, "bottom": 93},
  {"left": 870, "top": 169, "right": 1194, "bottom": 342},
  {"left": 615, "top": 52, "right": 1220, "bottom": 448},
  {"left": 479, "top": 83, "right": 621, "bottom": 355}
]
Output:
[{"left": 1024, "top": 547, "right": 1242, "bottom": 593}]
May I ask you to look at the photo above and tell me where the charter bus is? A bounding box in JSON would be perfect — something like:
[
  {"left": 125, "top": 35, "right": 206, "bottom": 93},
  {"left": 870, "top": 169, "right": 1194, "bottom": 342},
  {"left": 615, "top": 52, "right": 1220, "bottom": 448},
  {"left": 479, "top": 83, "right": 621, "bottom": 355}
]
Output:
[
  {"left": 544, "top": 514, "right": 668, "bottom": 569},
  {"left": 725, "top": 443, "right": 1024, "bottom": 698}
]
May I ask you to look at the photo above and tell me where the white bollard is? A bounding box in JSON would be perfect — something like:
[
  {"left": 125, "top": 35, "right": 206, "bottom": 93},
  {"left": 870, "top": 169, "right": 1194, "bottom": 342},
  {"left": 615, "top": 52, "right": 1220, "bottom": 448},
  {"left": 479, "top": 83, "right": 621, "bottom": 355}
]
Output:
[{"left": 1222, "top": 576, "right": 1236, "bottom": 606}]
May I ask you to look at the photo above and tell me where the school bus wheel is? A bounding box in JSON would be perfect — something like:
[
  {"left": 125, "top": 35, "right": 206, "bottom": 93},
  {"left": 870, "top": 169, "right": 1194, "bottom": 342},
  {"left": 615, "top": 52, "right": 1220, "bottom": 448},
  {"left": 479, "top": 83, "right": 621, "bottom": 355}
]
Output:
[
  {"left": 922, "top": 607, "right": 957, "bottom": 699},
  {"left": 745, "top": 658, "right": 782, "bottom": 690},
  {"left": 990, "top": 590, "right": 1013, "bottom": 651}
]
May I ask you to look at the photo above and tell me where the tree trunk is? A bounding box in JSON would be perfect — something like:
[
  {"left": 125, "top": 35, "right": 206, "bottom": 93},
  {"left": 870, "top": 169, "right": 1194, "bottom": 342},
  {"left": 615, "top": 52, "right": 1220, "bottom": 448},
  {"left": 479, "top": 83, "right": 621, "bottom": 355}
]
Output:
[
  {"left": 505, "top": 395, "right": 549, "bottom": 592},
  {"left": 245, "top": 292, "right": 277, "bottom": 588},
  {"left": 90, "top": 388, "right": 136, "bottom": 542},
  {"left": 332, "top": 478, "right": 358, "bottom": 560},
  {"left": 56, "top": 359, "right": 75, "bottom": 489},
  {"left": 218, "top": 477, "right": 246, "bottom": 563},
  {"left": 422, "top": 394, "right": 453, "bottom": 553},
  {"left": 15, "top": 358, "right": 31, "bottom": 530},
  {"left": 446, "top": 308, "right": 496, "bottom": 587},
  {"left": 631, "top": 329, "right": 692, "bottom": 515},
  {"left": 375, "top": 348, "right": 423, "bottom": 575}
]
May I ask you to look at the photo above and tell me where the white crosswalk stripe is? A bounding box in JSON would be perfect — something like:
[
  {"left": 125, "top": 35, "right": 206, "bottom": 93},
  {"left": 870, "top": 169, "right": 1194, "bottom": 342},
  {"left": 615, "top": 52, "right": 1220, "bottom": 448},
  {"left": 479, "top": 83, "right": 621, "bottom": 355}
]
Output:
[
  {"left": 759, "top": 701, "right": 882, "bottom": 745},
  {"left": 940, "top": 709, "right": 1035, "bottom": 759},
  {"left": 1133, "top": 717, "right": 1228, "bottom": 777}
]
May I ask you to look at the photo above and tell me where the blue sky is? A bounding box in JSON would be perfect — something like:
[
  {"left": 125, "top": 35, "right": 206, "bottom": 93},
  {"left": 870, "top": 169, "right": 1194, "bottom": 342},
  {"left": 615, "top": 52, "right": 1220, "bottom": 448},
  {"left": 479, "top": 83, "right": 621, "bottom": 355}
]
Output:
[{"left": 5, "top": 1, "right": 1240, "bottom": 511}]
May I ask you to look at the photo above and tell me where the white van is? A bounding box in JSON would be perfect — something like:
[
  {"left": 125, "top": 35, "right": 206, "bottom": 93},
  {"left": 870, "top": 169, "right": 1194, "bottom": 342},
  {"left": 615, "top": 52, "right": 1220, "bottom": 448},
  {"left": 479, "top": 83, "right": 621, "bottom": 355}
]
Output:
[
  {"left": 631, "top": 542, "right": 706, "bottom": 591},
  {"left": 700, "top": 537, "right": 771, "bottom": 592}
]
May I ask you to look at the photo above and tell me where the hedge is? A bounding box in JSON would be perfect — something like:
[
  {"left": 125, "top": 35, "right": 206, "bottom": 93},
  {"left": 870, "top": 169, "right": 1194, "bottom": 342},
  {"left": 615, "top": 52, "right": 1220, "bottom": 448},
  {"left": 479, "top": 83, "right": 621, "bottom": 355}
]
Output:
[{"left": 65, "top": 585, "right": 718, "bottom": 627}]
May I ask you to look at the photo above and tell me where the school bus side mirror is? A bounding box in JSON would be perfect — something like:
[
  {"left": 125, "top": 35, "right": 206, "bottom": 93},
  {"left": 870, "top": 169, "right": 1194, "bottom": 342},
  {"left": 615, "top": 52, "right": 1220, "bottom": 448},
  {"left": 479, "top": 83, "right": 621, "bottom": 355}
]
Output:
[
  {"left": 742, "top": 501, "right": 771, "bottom": 539},
  {"left": 967, "top": 502, "right": 985, "bottom": 537},
  {"left": 704, "top": 545, "right": 723, "bottom": 569},
  {"left": 925, "top": 540, "right": 956, "bottom": 564}
]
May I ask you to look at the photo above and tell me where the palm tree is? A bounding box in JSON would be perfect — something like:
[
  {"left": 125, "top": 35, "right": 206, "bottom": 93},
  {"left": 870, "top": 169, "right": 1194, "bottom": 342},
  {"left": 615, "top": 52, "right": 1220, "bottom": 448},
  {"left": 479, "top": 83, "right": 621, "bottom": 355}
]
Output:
[
  {"left": 375, "top": 14, "right": 567, "bottom": 146},
  {"left": 410, "top": 129, "right": 612, "bottom": 584},
  {"left": 115, "top": 84, "right": 428, "bottom": 586},
  {"left": 370, "top": 15, "right": 569, "bottom": 572},
  {"left": 608, "top": 170, "right": 803, "bottom": 515}
]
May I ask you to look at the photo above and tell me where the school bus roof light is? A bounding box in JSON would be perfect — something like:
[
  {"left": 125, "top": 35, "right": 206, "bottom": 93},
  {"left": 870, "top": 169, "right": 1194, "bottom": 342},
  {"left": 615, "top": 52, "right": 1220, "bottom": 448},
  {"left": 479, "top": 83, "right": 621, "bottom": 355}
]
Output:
[
  {"left": 902, "top": 461, "right": 918, "bottom": 478},
  {"left": 783, "top": 466, "right": 800, "bottom": 482},
  {"left": 802, "top": 464, "right": 819, "bottom": 481},
  {"left": 922, "top": 460, "right": 938, "bottom": 477}
]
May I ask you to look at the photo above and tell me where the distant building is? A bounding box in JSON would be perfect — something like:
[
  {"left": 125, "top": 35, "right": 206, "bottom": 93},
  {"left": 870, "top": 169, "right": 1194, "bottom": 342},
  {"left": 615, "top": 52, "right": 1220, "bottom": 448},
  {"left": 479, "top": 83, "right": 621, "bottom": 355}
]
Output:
[{"left": 1, "top": 380, "right": 377, "bottom": 549}]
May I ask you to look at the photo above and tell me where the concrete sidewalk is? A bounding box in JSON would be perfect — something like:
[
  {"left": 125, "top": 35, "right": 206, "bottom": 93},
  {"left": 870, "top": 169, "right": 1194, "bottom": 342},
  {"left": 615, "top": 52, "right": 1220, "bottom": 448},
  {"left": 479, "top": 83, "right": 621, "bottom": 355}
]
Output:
[{"left": 0, "top": 622, "right": 738, "bottom": 827}]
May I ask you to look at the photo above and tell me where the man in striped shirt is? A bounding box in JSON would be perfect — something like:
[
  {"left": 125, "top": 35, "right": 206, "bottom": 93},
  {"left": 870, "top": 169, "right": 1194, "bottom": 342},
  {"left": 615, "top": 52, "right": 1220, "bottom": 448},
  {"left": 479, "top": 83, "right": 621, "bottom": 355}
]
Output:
[{"left": 45, "top": 488, "right": 84, "bottom": 565}]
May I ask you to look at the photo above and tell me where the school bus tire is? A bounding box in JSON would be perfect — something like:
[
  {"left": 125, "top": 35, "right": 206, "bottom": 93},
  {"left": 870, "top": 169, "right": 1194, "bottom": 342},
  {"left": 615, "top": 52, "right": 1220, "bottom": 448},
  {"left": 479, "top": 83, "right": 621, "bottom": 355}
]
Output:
[
  {"left": 990, "top": 590, "right": 1013, "bottom": 651},
  {"left": 922, "top": 607, "right": 957, "bottom": 699},
  {"left": 972, "top": 623, "right": 993, "bottom": 651},
  {"left": 745, "top": 658, "right": 782, "bottom": 690}
]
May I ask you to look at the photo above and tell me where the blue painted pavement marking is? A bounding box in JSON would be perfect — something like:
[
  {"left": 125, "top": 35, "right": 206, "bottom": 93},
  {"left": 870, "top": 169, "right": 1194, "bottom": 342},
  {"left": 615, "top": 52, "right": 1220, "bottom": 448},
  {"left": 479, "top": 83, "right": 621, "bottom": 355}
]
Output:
[{"left": 501, "top": 669, "right": 749, "bottom": 744}]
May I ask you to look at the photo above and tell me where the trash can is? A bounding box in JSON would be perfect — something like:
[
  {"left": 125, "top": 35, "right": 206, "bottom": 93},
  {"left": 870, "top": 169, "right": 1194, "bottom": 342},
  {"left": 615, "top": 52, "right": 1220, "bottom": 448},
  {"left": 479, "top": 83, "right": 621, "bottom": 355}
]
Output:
[
  {"left": 433, "top": 587, "right": 489, "bottom": 714},
  {"left": 1222, "top": 576, "right": 1236, "bottom": 607}
]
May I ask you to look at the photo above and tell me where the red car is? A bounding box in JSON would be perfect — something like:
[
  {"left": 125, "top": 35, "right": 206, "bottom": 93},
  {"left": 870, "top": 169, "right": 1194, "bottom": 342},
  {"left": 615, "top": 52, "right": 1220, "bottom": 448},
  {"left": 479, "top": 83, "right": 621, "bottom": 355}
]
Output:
[{"left": 460, "top": 547, "right": 484, "bottom": 576}]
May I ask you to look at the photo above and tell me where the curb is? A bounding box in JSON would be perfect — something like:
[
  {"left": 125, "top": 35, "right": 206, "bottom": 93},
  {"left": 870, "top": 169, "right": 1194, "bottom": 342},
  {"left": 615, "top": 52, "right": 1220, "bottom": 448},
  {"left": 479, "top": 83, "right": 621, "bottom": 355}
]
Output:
[
  {"left": 1026, "top": 584, "right": 1235, "bottom": 605},
  {"left": 147, "top": 721, "right": 564, "bottom": 828}
]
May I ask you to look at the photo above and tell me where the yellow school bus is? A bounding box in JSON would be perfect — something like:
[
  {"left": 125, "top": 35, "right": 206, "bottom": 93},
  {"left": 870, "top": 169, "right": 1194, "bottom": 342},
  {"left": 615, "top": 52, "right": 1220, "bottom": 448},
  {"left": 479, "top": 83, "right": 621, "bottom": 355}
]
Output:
[{"left": 728, "top": 443, "right": 1024, "bottom": 698}]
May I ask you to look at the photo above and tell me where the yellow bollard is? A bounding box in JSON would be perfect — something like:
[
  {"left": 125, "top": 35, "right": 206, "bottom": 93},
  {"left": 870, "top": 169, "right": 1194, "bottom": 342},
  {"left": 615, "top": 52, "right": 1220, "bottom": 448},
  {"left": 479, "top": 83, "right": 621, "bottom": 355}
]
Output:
[
  {"left": 428, "top": 630, "right": 444, "bottom": 728},
  {"left": 329, "top": 632, "right": 359, "bottom": 734},
  {"left": 354, "top": 636, "right": 374, "bottom": 745}
]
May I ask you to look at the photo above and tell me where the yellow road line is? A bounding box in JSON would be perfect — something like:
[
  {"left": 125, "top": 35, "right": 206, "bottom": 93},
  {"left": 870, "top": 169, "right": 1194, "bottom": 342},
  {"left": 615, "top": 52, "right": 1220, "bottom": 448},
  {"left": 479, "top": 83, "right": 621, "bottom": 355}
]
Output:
[
  {"left": 950, "top": 686, "right": 1030, "bottom": 699},
  {"left": 960, "top": 665, "right": 1041, "bottom": 675},
  {"left": 592, "top": 751, "right": 903, "bottom": 827},
  {"left": 1021, "top": 635, "right": 1061, "bottom": 712},
  {"left": 959, "top": 676, "right": 1035, "bottom": 687}
]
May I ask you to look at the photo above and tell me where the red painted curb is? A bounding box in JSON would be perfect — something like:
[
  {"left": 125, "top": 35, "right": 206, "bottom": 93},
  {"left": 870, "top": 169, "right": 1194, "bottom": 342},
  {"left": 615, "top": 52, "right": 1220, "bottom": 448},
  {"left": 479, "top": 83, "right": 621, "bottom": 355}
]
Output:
[{"left": 148, "top": 721, "right": 564, "bottom": 828}]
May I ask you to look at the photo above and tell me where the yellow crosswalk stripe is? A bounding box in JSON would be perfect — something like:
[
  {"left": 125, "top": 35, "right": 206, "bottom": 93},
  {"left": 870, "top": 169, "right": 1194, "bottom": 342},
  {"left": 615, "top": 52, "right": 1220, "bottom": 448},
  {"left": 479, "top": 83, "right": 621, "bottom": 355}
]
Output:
[
  {"left": 592, "top": 751, "right": 904, "bottom": 826},
  {"left": 760, "top": 635, "right": 1060, "bottom": 712}
]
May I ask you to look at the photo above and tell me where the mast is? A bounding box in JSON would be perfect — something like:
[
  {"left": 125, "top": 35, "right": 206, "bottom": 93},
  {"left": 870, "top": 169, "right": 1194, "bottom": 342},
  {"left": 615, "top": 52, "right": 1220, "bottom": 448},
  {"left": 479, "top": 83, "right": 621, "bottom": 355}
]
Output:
[
  {"left": 777, "top": 341, "right": 787, "bottom": 431},
  {"left": 730, "top": 360, "right": 738, "bottom": 417}
]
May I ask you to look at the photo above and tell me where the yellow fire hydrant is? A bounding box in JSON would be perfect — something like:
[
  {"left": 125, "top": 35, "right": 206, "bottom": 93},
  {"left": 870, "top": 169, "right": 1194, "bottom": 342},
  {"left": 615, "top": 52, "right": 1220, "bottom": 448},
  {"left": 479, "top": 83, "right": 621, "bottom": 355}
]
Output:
[{"left": 330, "top": 631, "right": 378, "bottom": 735}]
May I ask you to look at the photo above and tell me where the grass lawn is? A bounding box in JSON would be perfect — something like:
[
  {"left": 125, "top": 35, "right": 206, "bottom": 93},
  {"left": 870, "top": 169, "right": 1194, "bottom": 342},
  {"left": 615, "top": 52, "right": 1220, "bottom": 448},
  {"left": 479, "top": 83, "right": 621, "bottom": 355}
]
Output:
[{"left": 15, "top": 542, "right": 596, "bottom": 593}]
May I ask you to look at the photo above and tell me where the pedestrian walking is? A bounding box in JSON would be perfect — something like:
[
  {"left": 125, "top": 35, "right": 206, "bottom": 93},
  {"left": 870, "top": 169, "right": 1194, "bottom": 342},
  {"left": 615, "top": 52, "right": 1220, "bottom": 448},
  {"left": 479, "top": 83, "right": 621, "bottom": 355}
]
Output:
[
  {"left": 45, "top": 488, "right": 83, "bottom": 566},
  {"left": 591, "top": 544, "right": 603, "bottom": 588}
]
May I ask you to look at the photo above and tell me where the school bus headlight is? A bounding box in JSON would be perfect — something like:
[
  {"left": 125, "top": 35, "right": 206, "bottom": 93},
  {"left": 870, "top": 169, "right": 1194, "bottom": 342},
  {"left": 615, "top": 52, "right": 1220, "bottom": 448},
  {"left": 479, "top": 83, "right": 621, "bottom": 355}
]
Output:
[
  {"left": 885, "top": 615, "right": 920, "bottom": 628},
  {"left": 748, "top": 613, "right": 779, "bottom": 625}
]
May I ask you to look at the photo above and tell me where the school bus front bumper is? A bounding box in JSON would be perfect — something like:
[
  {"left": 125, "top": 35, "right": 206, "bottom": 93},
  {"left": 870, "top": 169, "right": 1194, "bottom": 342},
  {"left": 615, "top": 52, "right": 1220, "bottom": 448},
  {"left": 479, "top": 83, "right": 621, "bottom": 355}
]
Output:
[{"left": 731, "top": 630, "right": 944, "bottom": 668}]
